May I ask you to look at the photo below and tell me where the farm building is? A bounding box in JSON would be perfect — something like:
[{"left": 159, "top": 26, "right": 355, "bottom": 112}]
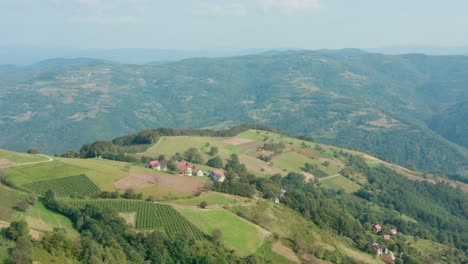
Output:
[
  {"left": 209, "top": 169, "right": 227, "bottom": 182},
  {"left": 148, "top": 160, "right": 161, "bottom": 170},
  {"left": 373, "top": 223, "right": 382, "bottom": 233},
  {"left": 178, "top": 162, "right": 192, "bottom": 176},
  {"left": 192, "top": 167, "right": 204, "bottom": 176}
]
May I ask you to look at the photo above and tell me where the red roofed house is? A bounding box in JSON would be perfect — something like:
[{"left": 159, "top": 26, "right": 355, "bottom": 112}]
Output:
[
  {"left": 390, "top": 228, "right": 397, "bottom": 235},
  {"left": 209, "top": 169, "right": 227, "bottom": 182},
  {"left": 373, "top": 223, "right": 382, "bottom": 233},
  {"left": 383, "top": 234, "right": 391, "bottom": 240},
  {"left": 178, "top": 162, "right": 192, "bottom": 176},
  {"left": 148, "top": 160, "right": 161, "bottom": 170},
  {"left": 192, "top": 167, "right": 204, "bottom": 177},
  {"left": 381, "top": 256, "right": 395, "bottom": 264}
]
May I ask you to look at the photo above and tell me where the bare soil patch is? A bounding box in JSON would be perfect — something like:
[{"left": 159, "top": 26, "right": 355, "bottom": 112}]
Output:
[
  {"left": 118, "top": 212, "right": 136, "bottom": 227},
  {"left": 29, "top": 229, "right": 43, "bottom": 241},
  {"left": 272, "top": 242, "right": 300, "bottom": 263},
  {"left": 115, "top": 173, "right": 205, "bottom": 195},
  {"left": 0, "top": 220, "right": 10, "bottom": 228},
  {"left": 368, "top": 117, "right": 400, "bottom": 128},
  {"left": 0, "top": 158, "right": 17, "bottom": 167},
  {"left": 302, "top": 172, "right": 315, "bottom": 181},
  {"left": 224, "top": 138, "right": 254, "bottom": 146}
]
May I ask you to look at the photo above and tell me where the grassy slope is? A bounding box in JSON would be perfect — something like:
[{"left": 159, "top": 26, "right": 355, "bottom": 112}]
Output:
[
  {"left": 320, "top": 175, "right": 361, "bottom": 193},
  {"left": 169, "top": 191, "right": 248, "bottom": 207},
  {"left": 228, "top": 201, "right": 379, "bottom": 264},
  {"left": 176, "top": 207, "right": 264, "bottom": 257},
  {"left": 0, "top": 149, "right": 48, "bottom": 164},
  {"left": 0, "top": 185, "right": 78, "bottom": 237},
  {"left": 15, "top": 202, "right": 79, "bottom": 237}
]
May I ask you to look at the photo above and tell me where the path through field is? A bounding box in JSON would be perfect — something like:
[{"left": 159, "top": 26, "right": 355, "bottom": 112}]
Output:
[
  {"left": 319, "top": 174, "right": 340, "bottom": 181},
  {"left": 0, "top": 154, "right": 53, "bottom": 168}
]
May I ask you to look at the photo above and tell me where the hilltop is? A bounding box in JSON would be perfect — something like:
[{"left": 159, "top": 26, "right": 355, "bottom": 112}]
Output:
[
  {"left": 0, "top": 127, "right": 466, "bottom": 263},
  {"left": 0, "top": 50, "right": 467, "bottom": 175}
]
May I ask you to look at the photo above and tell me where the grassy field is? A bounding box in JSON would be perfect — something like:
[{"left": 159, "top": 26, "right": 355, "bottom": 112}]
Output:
[
  {"left": 228, "top": 201, "right": 378, "bottom": 263},
  {"left": 176, "top": 208, "right": 264, "bottom": 256},
  {"left": 66, "top": 199, "right": 204, "bottom": 239},
  {"left": 0, "top": 149, "right": 48, "bottom": 164},
  {"left": 320, "top": 175, "right": 361, "bottom": 193},
  {"left": 0, "top": 185, "right": 26, "bottom": 221},
  {"left": 142, "top": 136, "right": 245, "bottom": 161},
  {"left": 272, "top": 152, "right": 316, "bottom": 173},
  {"left": 15, "top": 202, "right": 79, "bottom": 237},
  {"left": 3, "top": 160, "right": 87, "bottom": 186},
  {"left": 169, "top": 192, "right": 247, "bottom": 207},
  {"left": 254, "top": 239, "right": 298, "bottom": 264},
  {"left": 22, "top": 174, "right": 100, "bottom": 197}
]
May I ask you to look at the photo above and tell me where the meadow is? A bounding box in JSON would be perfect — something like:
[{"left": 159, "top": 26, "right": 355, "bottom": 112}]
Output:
[{"left": 176, "top": 208, "right": 264, "bottom": 256}]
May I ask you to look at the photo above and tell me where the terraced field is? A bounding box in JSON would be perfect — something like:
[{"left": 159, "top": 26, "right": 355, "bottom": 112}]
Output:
[
  {"left": 22, "top": 174, "right": 100, "bottom": 197},
  {"left": 66, "top": 199, "right": 205, "bottom": 239}
]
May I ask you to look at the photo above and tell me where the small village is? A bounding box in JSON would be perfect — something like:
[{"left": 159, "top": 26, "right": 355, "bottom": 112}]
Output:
[
  {"left": 372, "top": 223, "right": 403, "bottom": 264},
  {"left": 148, "top": 159, "right": 227, "bottom": 182}
]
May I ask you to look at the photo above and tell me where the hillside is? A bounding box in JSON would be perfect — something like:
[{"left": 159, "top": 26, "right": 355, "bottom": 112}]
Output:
[
  {"left": 1, "top": 127, "right": 466, "bottom": 263},
  {"left": 0, "top": 50, "right": 467, "bottom": 174}
]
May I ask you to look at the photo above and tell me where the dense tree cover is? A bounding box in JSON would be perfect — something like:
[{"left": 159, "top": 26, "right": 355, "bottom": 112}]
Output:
[
  {"left": 2, "top": 51, "right": 468, "bottom": 175},
  {"left": 39, "top": 191, "right": 270, "bottom": 264},
  {"left": 427, "top": 100, "right": 468, "bottom": 148},
  {"left": 212, "top": 154, "right": 256, "bottom": 197},
  {"left": 206, "top": 156, "right": 224, "bottom": 168}
]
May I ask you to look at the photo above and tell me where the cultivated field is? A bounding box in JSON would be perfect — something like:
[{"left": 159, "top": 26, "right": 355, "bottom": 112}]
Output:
[
  {"left": 22, "top": 174, "right": 100, "bottom": 197},
  {"left": 66, "top": 199, "right": 205, "bottom": 239}
]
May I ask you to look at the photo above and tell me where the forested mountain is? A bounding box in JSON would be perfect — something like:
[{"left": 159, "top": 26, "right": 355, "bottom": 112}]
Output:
[{"left": 0, "top": 50, "right": 467, "bottom": 174}]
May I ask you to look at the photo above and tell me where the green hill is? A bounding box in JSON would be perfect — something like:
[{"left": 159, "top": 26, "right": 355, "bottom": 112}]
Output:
[
  {"left": 1, "top": 50, "right": 467, "bottom": 174},
  {"left": 1, "top": 126, "right": 467, "bottom": 263}
]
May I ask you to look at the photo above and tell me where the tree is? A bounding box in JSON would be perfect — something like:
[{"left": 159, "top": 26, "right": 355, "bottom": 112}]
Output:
[
  {"left": 211, "top": 229, "right": 223, "bottom": 244},
  {"left": 5, "top": 221, "right": 29, "bottom": 240},
  {"left": 26, "top": 193, "right": 37, "bottom": 206},
  {"left": 11, "top": 236, "right": 33, "bottom": 264},
  {"left": 15, "top": 201, "right": 29, "bottom": 212},
  {"left": 60, "top": 150, "right": 79, "bottom": 158},
  {"left": 27, "top": 148, "right": 40, "bottom": 154},
  {"left": 206, "top": 156, "right": 224, "bottom": 168},
  {"left": 167, "top": 160, "right": 177, "bottom": 172},
  {"left": 199, "top": 201, "right": 208, "bottom": 209},
  {"left": 208, "top": 146, "right": 218, "bottom": 156}
]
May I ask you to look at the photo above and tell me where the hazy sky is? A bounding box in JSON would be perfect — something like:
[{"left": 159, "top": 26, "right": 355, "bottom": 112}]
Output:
[{"left": 2, "top": 0, "right": 468, "bottom": 50}]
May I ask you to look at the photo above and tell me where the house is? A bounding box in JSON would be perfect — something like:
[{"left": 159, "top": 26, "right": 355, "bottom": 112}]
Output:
[
  {"left": 383, "top": 234, "right": 391, "bottom": 240},
  {"left": 380, "top": 256, "right": 395, "bottom": 264},
  {"left": 192, "top": 167, "right": 204, "bottom": 177},
  {"left": 374, "top": 246, "right": 382, "bottom": 256},
  {"left": 273, "top": 197, "right": 280, "bottom": 203},
  {"left": 148, "top": 160, "right": 161, "bottom": 170},
  {"left": 209, "top": 169, "right": 227, "bottom": 182},
  {"left": 178, "top": 162, "right": 192, "bottom": 176},
  {"left": 373, "top": 223, "right": 382, "bottom": 233},
  {"left": 390, "top": 228, "right": 397, "bottom": 235}
]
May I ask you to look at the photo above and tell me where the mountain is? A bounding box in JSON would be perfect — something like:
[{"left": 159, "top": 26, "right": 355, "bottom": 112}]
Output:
[
  {"left": 427, "top": 101, "right": 468, "bottom": 148},
  {"left": 0, "top": 126, "right": 466, "bottom": 263},
  {"left": 0, "top": 46, "right": 268, "bottom": 65},
  {"left": 0, "top": 50, "right": 467, "bottom": 174},
  {"left": 367, "top": 44, "right": 468, "bottom": 55}
]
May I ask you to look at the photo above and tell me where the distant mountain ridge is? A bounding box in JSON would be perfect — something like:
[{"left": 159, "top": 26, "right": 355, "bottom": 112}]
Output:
[{"left": 0, "top": 49, "right": 467, "bottom": 174}]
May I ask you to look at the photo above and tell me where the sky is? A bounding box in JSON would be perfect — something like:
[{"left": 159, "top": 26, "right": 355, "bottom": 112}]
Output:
[{"left": 1, "top": 0, "right": 468, "bottom": 50}]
